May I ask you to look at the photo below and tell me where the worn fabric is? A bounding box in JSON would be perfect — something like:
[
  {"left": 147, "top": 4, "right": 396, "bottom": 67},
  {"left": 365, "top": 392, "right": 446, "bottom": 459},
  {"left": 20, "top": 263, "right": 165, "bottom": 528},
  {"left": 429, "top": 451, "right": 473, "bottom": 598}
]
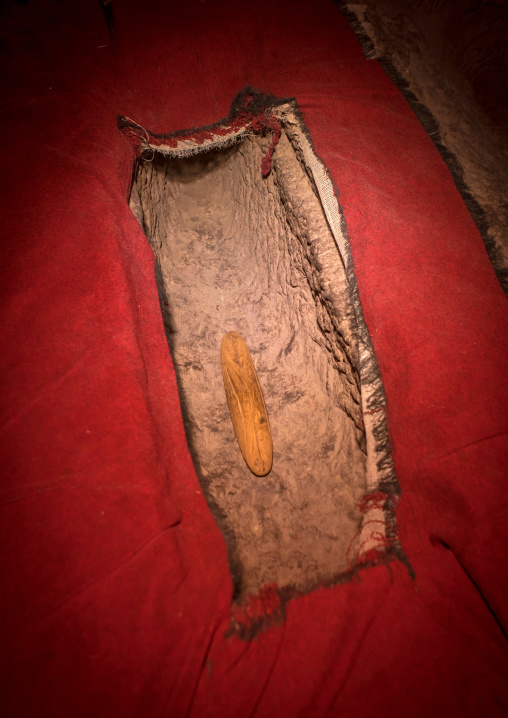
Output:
[{"left": 1, "top": 0, "right": 507, "bottom": 716}]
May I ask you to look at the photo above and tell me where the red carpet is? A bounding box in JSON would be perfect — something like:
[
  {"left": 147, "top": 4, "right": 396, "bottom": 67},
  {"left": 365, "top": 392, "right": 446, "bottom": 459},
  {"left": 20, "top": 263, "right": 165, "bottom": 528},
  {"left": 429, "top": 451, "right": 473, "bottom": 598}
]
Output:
[{"left": 1, "top": 0, "right": 507, "bottom": 715}]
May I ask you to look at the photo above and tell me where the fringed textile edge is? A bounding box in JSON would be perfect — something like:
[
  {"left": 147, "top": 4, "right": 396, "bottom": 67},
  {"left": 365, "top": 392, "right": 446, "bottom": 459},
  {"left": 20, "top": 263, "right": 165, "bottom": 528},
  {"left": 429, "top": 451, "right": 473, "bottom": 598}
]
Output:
[{"left": 118, "top": 87, "right": 283, "bottom": 176}]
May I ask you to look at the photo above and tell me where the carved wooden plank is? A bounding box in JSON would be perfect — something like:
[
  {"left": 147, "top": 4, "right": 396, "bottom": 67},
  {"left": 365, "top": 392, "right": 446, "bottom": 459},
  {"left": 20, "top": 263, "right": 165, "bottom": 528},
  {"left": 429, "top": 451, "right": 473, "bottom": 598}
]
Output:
[{"left": 220, "top": 331, "right": 273, "bottom": 476}]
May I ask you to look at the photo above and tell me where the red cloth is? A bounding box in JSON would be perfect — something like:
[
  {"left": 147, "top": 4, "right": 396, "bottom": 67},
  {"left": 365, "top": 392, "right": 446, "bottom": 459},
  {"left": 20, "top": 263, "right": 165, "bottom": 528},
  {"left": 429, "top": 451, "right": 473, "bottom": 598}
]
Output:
[{"left": 1, "top": 0, "right": 507, "bottom": 715}]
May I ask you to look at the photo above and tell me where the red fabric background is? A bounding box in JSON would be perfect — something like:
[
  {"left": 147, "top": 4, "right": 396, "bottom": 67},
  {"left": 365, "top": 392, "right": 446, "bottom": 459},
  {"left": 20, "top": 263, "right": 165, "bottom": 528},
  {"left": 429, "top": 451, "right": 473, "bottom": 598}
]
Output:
[{"left": 1, "top": 0, "right": 507, "bottom": 715}]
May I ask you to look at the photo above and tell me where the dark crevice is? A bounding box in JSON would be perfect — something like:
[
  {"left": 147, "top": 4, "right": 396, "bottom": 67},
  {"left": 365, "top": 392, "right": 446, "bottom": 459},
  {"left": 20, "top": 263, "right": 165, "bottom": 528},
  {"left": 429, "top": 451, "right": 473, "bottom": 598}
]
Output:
[
  {"left": 98, "top": 0, "right": 114, "bottom": 34},
  {"left": 435, "top": 538, "right": 508, "bottom": 643}
]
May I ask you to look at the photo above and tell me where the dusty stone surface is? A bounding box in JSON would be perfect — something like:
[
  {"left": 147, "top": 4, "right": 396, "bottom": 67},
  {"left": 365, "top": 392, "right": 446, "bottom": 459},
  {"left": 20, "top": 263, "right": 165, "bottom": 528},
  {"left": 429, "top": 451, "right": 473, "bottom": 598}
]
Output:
[
  {"left": 345, "top": 0, "right": 508, "bottom": 289},
  {"left": 130, "top": 132, "right": 367, "bottom": 599}
]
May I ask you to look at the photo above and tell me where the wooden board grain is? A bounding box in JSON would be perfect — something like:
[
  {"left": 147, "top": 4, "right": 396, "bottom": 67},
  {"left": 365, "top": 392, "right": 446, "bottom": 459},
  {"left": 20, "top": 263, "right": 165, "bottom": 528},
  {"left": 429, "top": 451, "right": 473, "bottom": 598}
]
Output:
[{"left": 220, "top": 332, "right": 273, "bottom": 476}]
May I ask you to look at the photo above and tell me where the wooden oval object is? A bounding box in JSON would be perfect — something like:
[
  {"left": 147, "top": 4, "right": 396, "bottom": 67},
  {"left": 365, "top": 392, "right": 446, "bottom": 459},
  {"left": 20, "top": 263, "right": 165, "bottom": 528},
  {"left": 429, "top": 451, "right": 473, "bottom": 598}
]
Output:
[{"left": 220, "top": 331, "right": 273, "bottom": 476}]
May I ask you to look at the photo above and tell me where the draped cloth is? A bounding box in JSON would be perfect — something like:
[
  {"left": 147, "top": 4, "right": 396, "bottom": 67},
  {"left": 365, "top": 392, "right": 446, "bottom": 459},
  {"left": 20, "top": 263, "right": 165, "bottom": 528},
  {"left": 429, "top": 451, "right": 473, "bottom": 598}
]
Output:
[{"left": 1, "top": 1, "right": 507, "bottom": 715}]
